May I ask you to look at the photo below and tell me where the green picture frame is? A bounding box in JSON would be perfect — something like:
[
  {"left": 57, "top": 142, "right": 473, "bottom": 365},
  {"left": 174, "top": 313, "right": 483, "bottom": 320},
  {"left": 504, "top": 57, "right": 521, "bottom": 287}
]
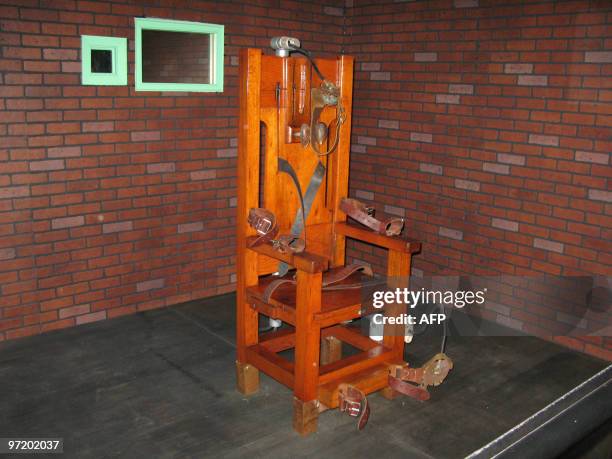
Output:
[
  {"left": 134, "top": 18, "right": 224, "bottom": 92},
  {"left": 81, "top": 35, "right": 127, "bottom": 86}
]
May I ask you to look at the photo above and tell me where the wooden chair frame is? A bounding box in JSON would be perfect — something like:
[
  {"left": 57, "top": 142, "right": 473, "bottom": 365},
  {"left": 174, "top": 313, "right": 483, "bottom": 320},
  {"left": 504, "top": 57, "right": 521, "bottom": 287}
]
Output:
[{"left": 236, "top": 48, "right": 420, "bottom": 435}]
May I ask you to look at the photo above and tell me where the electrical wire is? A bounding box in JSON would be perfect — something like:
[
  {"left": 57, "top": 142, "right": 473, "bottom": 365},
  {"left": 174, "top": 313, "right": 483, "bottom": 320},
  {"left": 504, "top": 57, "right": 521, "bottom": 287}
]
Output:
[
  {"left": 287, "top": 44, "right": 326, "bottom": 81},
  {"left": 440, "top": 302, "right": 448, "bottom": 354}
]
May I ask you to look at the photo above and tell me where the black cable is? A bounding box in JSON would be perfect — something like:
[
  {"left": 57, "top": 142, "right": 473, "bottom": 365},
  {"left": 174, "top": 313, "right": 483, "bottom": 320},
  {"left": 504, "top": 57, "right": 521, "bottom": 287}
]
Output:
[
  {"left": 440, "top": 302, "right": 448, "bottom": 354},
  {"left": 288, "top": 45, "right": 326, "bottom": 81}
]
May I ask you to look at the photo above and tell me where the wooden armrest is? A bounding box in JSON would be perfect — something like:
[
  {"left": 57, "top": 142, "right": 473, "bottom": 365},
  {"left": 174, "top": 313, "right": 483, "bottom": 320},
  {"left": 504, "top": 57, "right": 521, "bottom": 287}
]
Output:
[
  {"left": 334, "top": 222, "right": 421, "bottom": 254},
  {"left": 246, "top": 236, "right": 329, "bottom": 273}
]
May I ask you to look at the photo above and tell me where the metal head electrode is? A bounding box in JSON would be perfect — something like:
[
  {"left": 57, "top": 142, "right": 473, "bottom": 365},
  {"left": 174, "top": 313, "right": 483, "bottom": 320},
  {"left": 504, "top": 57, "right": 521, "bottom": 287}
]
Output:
[{"left": 270, "top": 36, "right": 301, "bottom": 57}]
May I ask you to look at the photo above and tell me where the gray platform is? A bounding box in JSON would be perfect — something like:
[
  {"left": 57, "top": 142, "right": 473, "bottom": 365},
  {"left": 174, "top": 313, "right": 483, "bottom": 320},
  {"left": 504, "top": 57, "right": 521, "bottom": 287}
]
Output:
[{"left": 0, "top": 293, "right": 608, "bottom": 458}]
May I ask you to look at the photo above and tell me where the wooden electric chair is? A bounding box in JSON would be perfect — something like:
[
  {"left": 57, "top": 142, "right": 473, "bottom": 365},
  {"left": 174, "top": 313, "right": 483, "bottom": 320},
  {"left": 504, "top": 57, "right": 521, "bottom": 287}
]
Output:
[{"left": 236, "top": 44, "right": 452, "bottom": 435}]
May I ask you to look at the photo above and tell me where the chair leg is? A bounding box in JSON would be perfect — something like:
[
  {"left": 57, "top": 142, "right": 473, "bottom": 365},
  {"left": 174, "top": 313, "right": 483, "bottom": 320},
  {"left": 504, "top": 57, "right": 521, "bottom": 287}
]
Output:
[
  {"left": 320, "top": 336, "right": 342, "bottom": 365},
  {"left": 293, "top": 397, "right": 319, "bottom": 435},
  {"left": 293, "top": 270, "right": 322, "bottom": 435},
  {"left": 385, "top": 250, "right": 412, "bottom": 361},
  {"left": 236, "top": 247, "right": 259, "bottom": 395},
  {"left": 236, "top": 361, "right": 259, "bottom": 395}
]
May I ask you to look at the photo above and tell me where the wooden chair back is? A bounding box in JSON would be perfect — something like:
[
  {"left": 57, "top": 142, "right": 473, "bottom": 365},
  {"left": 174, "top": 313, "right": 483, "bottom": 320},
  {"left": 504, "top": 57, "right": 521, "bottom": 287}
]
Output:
[{"left": 237, "top": 49, "right": 354, "bottom": 274}]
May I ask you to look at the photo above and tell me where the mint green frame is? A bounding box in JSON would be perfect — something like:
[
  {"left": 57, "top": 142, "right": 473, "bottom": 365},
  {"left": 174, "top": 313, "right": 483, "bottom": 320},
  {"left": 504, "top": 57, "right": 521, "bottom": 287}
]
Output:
[
  {"left": 135, "top": 18, "right": 224, "bottom": 92},
  {"left": 81, "top": 35, "right": 127, "bottom": 85}
]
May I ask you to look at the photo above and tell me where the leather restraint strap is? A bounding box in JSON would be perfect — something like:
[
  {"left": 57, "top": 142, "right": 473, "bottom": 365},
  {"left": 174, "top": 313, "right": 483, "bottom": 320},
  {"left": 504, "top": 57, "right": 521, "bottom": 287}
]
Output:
[
  {"left": 323, "top": 262, "right": 373, "bottom": 286},
  {"left": 278, "top": 158, "right": 307, "bottom": 240},
  {"left": 340, "top": 198, "right": 404, "bottom": 237},
  {"left": 262, "top": 263, "right": 373, "bottom": 303},
  {"left": 273, "top": 235, "right": 305, "bottom": 254},
  {"left": 388, "top": 353, "right": 453, "bottom": 401},
  {"left": 338, "top": 384, "right": 370, "bottom": 430},
  {"left": 277, "top": 160, "right": 326, "bottom": 276},
  {"left": 247, "top": 208, "right": 305, "bottom": 254},
  {"left": 247, "top": 208, "right": 279, "bottom": 247},
  {"left": 388, "top": 374, "right": 430, "bottom": 401}
]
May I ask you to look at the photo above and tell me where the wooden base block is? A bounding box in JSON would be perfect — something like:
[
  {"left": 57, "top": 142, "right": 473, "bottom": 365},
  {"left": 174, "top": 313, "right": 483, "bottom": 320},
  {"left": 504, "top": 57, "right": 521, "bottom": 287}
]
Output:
[
  {"left": 292, "top": 397, "right": 319, "bottom": 435},
  {"left": 236, "top": 360, "right": 259, "bottom": 395},
  {"left": 320, "top": 336, "right": 342, "bottom": 366}
]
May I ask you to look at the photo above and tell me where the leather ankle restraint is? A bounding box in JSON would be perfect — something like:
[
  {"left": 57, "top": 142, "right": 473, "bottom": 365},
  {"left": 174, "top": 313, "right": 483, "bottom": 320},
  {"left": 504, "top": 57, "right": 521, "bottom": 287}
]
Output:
[
  {"left": 388, "top": 353, "right": 453, "bottom": 401},
  {"left": 340, "top": 198, "right": 404, "bottom": 237},
  {"left": 339, "top": 384, "right": 370, "bottom": 430}
]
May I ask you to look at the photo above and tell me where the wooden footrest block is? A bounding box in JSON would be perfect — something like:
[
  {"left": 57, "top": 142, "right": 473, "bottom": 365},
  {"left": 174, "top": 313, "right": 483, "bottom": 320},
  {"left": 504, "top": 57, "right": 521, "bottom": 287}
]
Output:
[{"left": 318, "top": 362, "right": 400, "bottom": 409}]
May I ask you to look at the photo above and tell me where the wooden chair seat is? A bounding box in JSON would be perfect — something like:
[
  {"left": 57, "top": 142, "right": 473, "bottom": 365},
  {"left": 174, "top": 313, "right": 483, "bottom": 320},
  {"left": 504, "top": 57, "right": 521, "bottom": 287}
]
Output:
[{"left": 246, "top": 269, "right": 383, "bottom": 328}]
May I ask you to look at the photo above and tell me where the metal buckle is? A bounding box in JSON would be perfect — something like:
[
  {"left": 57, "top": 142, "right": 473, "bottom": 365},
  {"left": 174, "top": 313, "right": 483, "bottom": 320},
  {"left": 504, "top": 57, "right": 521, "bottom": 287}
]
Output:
[
  {"left": 343, "top": 399, "right": 361, "bottom": 417},
  {"left": 254, "top": 217, "right": 273, "bottom": 235}
]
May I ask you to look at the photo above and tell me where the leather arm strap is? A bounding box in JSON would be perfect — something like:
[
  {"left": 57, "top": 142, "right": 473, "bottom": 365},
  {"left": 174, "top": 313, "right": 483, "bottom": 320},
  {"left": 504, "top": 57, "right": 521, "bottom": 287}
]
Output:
[
  {"left": 247, "top": 208, "right": 305, "bottom": 254},
  {"left": 339, "top": 198, "right": 404, "bottom": 236},
  {"left": 247, "top": 208, "right": 279, "bottom": 247},
  {"left": 274, "top": 235, "right": 305, "bottom": 254}
]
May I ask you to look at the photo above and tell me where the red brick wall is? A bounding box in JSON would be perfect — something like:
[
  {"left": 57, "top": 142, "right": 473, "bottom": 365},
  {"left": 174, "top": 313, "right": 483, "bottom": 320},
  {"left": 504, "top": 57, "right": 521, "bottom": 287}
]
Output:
[
  {"left": 0, "top": 0, "right": 344, "bottom": 341},
  {"left": 345, "top": 0, "right": 611, "bottom": 359},
  {"left": 1, "top": 0, "right": 610, "bottom": 360}
]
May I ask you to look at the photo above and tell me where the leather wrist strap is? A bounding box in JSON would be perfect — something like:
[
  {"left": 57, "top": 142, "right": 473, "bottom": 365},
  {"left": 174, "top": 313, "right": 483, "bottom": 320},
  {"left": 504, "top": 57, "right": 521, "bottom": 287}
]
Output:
[
  {"left": 338, "top": 384, "right": 370, "bottom": 430},
  {"left": 274, "top": 235, "right": 306, "bottom": 254},
  {"left": 340, "top": 198, "right": 404, "bottom": 236},
  {"left": 247, "top": 208, "right": 279, "bottom": 247},
  {"left": 247, "top": 208, "right": 305, "bottom": 254}
]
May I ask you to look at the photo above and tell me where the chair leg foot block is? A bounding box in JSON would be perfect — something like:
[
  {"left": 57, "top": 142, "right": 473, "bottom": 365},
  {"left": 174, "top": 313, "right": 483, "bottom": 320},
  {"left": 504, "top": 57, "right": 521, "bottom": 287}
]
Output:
[
  {"left": 293, "top": 397, "right": 319, "bottom": 435},
  {"left": 236, "top": 361, "right": 259, "bottom": 395}
]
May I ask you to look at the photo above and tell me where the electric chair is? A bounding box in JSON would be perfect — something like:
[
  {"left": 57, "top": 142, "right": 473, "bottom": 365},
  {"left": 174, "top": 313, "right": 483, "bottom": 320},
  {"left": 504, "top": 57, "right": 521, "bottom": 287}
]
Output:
[{"left": 236, "top": 38, "right": 452, "bottom": 435}]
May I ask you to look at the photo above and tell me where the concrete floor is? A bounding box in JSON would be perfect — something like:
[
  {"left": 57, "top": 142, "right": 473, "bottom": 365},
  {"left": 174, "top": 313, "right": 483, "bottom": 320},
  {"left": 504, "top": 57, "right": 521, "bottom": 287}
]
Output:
[{"left": 0, "top": 293, "right": 608, "bottom": 458}]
